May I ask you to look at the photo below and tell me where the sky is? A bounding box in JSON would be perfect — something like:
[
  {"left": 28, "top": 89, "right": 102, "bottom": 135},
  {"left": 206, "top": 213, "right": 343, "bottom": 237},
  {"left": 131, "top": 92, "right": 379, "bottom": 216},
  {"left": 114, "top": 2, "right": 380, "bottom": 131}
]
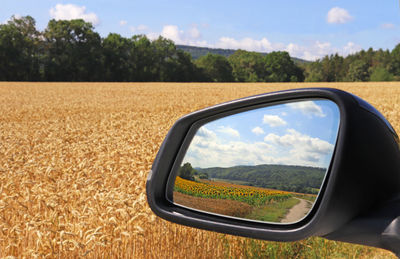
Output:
[
  {"left": 2, "top": 1, "right": 400, "bottom": 60},
  {"left": 182, "top": 100, "right": 340, "bottom": 169}
]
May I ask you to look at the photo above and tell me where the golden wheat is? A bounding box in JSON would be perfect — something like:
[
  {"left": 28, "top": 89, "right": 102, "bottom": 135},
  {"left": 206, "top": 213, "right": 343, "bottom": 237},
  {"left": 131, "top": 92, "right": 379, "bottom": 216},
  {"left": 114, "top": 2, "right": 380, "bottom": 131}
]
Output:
[{"left": 0, "top": 82, "right": 398, "bottom": 258}]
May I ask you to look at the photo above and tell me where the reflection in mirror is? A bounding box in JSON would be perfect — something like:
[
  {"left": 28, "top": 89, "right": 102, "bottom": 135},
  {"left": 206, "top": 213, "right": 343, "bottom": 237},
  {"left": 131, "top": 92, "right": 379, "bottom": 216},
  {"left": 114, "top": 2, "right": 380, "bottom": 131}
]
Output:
[{"left": 172, "top": 99, "right": 340, "bottom": 224}]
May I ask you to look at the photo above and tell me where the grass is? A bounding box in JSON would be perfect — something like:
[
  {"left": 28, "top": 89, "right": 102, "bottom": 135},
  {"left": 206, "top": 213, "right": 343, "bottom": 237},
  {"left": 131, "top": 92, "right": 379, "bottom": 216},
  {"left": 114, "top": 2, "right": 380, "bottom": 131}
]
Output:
[
  {"left": 245, "top": 197, "right": 300, "bottom": 222},
  {"left": 0, "top": 82, "right": 398, "bottom": 258},
  {"left": 295, "top": 193, "right": 317, "bottom": 202}
]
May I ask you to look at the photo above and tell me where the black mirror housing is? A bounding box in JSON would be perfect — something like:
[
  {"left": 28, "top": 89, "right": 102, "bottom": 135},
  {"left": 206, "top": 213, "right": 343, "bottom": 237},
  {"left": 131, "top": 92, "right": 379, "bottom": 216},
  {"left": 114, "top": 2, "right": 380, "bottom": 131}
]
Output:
[{"left": 146, "top": 88, "right": 400, "bottom": 253}]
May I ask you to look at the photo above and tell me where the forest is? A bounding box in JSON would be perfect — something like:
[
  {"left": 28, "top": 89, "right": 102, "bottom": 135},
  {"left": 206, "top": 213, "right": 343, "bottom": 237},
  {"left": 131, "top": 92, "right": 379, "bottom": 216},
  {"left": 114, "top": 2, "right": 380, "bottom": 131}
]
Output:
[{"left": 1, "top": 15, "right": 399, "bottom": 82}]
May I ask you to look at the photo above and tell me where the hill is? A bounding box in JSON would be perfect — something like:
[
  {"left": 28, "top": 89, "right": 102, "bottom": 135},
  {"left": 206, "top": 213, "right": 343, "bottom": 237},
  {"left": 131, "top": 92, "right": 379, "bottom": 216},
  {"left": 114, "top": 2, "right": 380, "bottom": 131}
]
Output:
[
  {"left": 196, "top": 164, "right": 326, "bottom": 194},
  {"left": 176, "top": 44, "right": 310, "bottom": 64}
]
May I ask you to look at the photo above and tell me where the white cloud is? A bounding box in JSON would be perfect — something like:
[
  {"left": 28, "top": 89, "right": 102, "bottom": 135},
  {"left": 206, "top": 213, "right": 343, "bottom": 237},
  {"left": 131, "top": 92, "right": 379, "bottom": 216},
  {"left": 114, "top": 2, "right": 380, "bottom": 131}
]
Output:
[
  {"left": 286, "top": 41, "right": 332, "bottom": 61},
  {"left": 144, "top": 24, "right": 360, "bottom": 61},
  {"left": 119, "top": 20, "right": 127, "bottom": 26},
  {"left": 252, "top": 127, "right": 265, "bottom": 135},
  {"left": 285, "top": 41, "right": 361, "bottom": 61},
  {"left": 286, "top": 101, "right": 326, "bottom": 117},
  {"left": 208, "top": 36, "right": 358, "bottom": 60},
  {"left": 326, "top": 7, "right": 353, "bottom": 24},
  {"left": 185, "top": 127, "right": 274, "bottom": 168},
  {"left": 264, "top": 129, "right": 333, "bottom": 154},
  {"left": 342, "top": 42, "right": 362, "bottom": 55},
  {"left": 155, "top": 24, "right": 207, "bottom": 46},
  {"left": 217, "top": 126, "right": 240, "bottom": 138},
  {"left": 215, "top": 37, "right": 282, "bottom": 52},
  {"left": 49, "top": 4, "right": 100, "bottom": 25},
  {"left": 146, "top": 32, "right": 160, "bottom": 40},
  {"left": 185, "top": 126, "right": 334, "bottom": 168},
  {"left": 264, "top": 129, "right": 334, "bottom": 166},
  {"left": 161, "top": 25, "right": 182, "bottom": 42},
  {"left": 196, "top": 126, "right": 217, "bottom": 141},
  {"left": 263, "top": 115, "right": 287, "bottom": 127},
  {"left": 381, "top": 23, "right": 395, "bottom": 29},
  {"left": 188, "top": 25, "right": 201, "bottom": 39}
]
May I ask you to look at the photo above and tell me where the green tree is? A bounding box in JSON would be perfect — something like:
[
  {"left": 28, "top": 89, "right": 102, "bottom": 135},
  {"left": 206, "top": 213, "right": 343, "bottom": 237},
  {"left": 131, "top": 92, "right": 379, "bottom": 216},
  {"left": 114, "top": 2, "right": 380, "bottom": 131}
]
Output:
[
  {"left": 346, "top": 60, "right": 369, "bottom": 81},
  {"left": 102, "top": 33, "right": 132, "bottom": 81},
  {"left": 390, "top": 43, "right": 400, "bottom": 76},
  {"left": 318, "top": 54, "right": 345, "bottom": 82},
  {"left": 195, "top": 53, "right": 234, "bottom": 82},
  {"left": 178, "top": 163, "right": 196, "bottom": 181},
  {"left": 369, "top": 66, "right": 394, "bottom": 81},
  {"left": 372, "top": 48, "right": 392, "bottom": 69},
  {"left": 228, "top": 50, "right": 265, "bottom": 82},
  {"left": 0, "top": 16, "right": 41, "bottom": 81},
  {"left": 150, "top": 36, "right": 199, "bottom": 82},
  {"left": 151, "top": 37, "right": 178, "bottom": 81},
  {"left": 263, "top": 51, "right": 304, "bottom": 82},
  {"left": 129, "top": 35, "right": 154, "bottom": 81},
  {"left": 43, "top": 19, "right": 103, "bottom": 81},
  {"left": 173, "top": 50, "right": 201, "bottom": 82},
  {"left": 304, "top": 61, "right": 324, "bottom": 82}
]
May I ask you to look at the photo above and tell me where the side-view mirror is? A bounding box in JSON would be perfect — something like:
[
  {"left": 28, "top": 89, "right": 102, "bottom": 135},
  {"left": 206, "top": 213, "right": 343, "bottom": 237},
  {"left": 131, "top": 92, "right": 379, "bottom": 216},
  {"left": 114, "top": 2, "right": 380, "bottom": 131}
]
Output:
[{"left": 146, "top": 88, "right": 400, "bottom": 256}]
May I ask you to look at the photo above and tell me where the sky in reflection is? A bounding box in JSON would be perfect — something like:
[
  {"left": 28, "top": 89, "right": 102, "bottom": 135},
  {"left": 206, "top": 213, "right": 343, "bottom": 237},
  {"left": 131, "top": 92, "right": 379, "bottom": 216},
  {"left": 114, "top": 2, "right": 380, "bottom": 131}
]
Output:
[{"left": 183, "top": 99, "right": 340, "bottom": 168}]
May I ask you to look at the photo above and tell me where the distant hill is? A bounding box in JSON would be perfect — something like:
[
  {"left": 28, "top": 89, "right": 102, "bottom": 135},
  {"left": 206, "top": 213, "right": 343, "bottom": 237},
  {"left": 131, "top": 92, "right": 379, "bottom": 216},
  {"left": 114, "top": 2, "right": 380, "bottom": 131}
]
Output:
[
  {"left": 196, "top": 164, "right": 325, "bottom": 194},
  {"left": 176, "top": 45, "right": 310, "bottom": 64}
]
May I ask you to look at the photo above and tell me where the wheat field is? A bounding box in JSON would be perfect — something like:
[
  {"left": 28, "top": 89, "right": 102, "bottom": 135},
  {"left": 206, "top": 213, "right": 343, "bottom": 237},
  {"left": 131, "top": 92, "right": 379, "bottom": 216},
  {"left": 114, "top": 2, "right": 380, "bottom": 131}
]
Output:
[{"left": 0, "top": 82, "right": 399, "bottom": 258}]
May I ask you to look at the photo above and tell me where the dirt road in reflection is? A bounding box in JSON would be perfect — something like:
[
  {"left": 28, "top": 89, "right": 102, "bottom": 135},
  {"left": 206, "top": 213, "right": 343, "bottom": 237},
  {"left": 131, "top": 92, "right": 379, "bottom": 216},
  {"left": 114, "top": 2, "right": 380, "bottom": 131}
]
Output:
[{"left": 281, "top": 198, "right": 312, "bottom": 223}]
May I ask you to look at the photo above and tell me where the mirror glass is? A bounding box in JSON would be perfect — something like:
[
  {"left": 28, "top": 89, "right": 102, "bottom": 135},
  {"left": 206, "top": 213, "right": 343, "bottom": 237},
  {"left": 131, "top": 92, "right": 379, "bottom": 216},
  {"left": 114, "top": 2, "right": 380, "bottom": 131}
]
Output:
[{"left": 172, "top": 99, "right": 340, "bottom": 224}]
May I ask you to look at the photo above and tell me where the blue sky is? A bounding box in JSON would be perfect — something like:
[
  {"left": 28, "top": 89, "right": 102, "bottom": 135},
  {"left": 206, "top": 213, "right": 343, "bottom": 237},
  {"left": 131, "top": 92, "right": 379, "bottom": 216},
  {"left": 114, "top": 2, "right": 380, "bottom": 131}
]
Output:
[
  {"left": 183, "top": 100, "right": 340, "bottom": 168},
  {"left": 2, "top": 1, "right": 400, "bottom": 60}
]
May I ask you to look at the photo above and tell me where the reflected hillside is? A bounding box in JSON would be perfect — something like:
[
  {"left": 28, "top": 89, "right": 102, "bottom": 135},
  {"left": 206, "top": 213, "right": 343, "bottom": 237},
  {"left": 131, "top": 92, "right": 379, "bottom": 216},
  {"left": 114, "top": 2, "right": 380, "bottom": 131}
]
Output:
[{"left": 193, "top": 163, "right": 326, "bottom": 194}]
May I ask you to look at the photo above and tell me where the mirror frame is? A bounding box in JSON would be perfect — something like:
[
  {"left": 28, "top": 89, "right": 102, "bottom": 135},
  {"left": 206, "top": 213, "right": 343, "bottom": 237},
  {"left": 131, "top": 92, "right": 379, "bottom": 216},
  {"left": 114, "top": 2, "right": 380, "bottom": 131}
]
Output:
[
  {"left": 147, "top": 88, "right": 400, "bottom": 252},
  {"left": 165, "top": 98, "right": 340, "bottom": 225}
]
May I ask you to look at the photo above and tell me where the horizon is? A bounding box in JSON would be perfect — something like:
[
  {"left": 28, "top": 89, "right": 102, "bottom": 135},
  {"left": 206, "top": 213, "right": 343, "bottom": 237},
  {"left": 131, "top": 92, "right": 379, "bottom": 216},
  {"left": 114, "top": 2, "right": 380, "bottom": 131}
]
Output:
[{"left": 191, "top": 163, "right": 327, "bottom": 170}]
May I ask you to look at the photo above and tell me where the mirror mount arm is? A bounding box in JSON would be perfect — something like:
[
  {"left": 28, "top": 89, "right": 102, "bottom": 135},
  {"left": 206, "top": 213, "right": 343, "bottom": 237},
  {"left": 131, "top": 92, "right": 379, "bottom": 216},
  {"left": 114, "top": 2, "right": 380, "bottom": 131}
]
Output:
[
  {"left": 382, "top": 216, "right": 400, "bottom": 257},
  {"left": 324, "top": 197, "right": 400, "bottom": 257}
]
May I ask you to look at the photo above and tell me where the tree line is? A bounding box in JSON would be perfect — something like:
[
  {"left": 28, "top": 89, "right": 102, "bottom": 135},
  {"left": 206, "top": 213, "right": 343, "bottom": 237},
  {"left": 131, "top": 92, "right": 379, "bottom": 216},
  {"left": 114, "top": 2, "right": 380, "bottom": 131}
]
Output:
[
  {"left": 304, "top": 49, "right": 399, "bottom": 82},
  {"left": 197, "top": 164, "right": 325, "bottom": 194},
  {"left": 178, "top": 162, "right": 209, "bottom": 181},
  {"left": 1, "top": 15, "right": 400, "bottom": 82}
]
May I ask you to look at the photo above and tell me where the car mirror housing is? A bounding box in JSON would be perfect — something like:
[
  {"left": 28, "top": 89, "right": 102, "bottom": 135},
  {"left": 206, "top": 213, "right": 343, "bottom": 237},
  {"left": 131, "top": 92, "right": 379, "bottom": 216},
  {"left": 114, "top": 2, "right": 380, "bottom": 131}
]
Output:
[{"left": 146, "top": 88, "right": 400, "bottom": 255}]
